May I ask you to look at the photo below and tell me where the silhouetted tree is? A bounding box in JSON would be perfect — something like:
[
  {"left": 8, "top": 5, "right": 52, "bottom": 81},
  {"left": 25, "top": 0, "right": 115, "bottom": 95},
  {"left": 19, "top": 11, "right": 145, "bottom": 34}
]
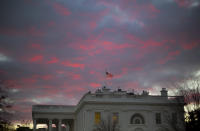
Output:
[
  {"left": 185, "top": 108, "right": 200, "bottom": 131},
  {"left": 21, "top": 119, "right": 32, "bottom": 127},
  {"left": 169, "top": 77, "right": 200, "bottom": 131},
  {"left": 0, "top": 80, "right": 13, "bottom": 131}
]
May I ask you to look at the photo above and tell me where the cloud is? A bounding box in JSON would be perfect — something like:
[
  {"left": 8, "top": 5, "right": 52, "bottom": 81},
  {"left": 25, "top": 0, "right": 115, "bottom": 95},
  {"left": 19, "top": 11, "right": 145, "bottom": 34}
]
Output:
[
  {"left": 0, "top": 0, "right": 200, "bottom": 121},
  {"left": 53, "top": 3, "right": 71, "bottom": 16},
  {"left": 90, "top": 82, "right": 101, "bottom": 88},
  {"left": 31, "top": 97, "right": 52, "bottom": 104},
  {"left": 28, "top": 55, "right": 43, "bottom": 63},
  {"left": 0, "top": 53, "right": 11, "bottom": 62},
  {"left": 61, "top": 60, "right": 85, "bottom": 69},
  {"left": 46, "top": 57, "right": 59, "bottom": 64},
  {"left": 29, "top": 43, "right": 43, "bottom": 50},
  {"left": 174, "top": 0, "right": 200, "bottom": 8},
  {"left": 158, "top": 50, "right": 180, "bottom": 65}
]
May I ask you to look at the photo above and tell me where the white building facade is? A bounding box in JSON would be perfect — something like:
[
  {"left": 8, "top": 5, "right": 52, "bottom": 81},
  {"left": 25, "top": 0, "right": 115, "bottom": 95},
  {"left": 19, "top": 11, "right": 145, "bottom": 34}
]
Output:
[{"left": 32, "top": 87, "right": 185, "bottom": 131}]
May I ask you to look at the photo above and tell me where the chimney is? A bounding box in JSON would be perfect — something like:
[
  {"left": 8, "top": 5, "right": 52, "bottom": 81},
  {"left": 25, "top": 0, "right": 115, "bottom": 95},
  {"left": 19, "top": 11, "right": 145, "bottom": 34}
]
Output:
[{"left": 160, "top": 88, "right": 168, "bottom": 97}]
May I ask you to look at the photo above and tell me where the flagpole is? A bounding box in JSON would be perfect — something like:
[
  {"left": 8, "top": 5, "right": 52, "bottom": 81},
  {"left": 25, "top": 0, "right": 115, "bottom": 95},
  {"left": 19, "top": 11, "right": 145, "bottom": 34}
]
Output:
[
  {"left": 104, "top": 68, "right": 108, "bottom": 88},
  {"left": 105, "top": 69, "right": 113, "bottom": 90}
]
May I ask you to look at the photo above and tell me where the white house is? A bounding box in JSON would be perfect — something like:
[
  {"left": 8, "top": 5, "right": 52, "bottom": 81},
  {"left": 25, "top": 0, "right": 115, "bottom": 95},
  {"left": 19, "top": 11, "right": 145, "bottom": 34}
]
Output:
[{"left": 32, "top": 86, "right": 185, "bottom": 131}]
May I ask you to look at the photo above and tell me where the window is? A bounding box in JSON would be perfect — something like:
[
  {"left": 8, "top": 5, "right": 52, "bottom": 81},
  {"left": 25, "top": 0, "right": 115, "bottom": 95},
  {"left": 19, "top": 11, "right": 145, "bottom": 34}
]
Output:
[
  {"left": 135, "top": 119, "right": 141, "bottom": 124},
  {"left": 95, "top": 112, "right": 101, "bottom": 124},
  {"left": 130, "top": 113, "right": 145, "bottom": 124},
  {"left": 112, "top": 112, "right": 119, "bottom": 124},
  {"left": 172, "top": 112, "right": 177, "bottom": 124},
  {"left": 155, "top": 113, "right": 161, "bottom": 124}
]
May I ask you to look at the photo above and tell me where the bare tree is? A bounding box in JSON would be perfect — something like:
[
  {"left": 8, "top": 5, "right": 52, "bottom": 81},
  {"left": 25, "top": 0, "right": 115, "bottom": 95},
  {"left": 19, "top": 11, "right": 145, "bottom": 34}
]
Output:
[
  {"left": 21, "top": 119, "right": 32, "bottom": 127},
  {"left": 167, "top": 77, "right": 200, "bottom": 131},
  {"left": 176, "top": 79, "right": 200, "bottom": 112},
  {"left": 0, "top": 80, "right": 13, "bottom": 131}
]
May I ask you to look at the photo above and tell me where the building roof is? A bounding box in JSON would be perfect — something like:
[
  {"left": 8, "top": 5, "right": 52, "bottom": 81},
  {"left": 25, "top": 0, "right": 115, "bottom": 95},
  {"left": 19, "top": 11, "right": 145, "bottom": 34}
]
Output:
[
  {"left": 32, "top": 105, "right": 76, "bottom": 113},
  {"left": 32, "top": 86, "right": 185, "bottom": 114}
]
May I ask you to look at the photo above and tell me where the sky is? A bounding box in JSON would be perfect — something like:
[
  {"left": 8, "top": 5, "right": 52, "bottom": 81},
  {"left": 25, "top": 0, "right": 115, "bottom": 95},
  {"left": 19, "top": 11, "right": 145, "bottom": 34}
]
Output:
[{"left": 0, "top": 0, "right": 200, "bottom": 121}]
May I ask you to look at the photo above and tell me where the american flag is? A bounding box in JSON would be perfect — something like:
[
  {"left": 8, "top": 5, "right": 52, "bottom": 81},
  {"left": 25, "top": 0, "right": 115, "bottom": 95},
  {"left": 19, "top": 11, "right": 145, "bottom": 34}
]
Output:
[{"left": 106, "top": 71, "right": 113, "bottom": 78}]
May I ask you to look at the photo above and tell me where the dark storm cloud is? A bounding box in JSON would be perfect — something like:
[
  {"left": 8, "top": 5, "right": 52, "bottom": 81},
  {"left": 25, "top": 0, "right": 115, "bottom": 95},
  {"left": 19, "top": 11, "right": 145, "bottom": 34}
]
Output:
[
  {"left": 0, "top": 0, "right": 59, "bottom": 29},
  {"left": 0, "top": 0, "right": 200, "bottom": 121}
]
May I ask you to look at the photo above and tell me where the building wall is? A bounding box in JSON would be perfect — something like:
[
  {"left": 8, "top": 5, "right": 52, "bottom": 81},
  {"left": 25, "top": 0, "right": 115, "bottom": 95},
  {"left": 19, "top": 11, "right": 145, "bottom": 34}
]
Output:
[
  {"left": 76, "top": 108, "right": 83, "bottom": 131},
  {"left": 76, "top": 103, "right": 183, "bottom": 131}
]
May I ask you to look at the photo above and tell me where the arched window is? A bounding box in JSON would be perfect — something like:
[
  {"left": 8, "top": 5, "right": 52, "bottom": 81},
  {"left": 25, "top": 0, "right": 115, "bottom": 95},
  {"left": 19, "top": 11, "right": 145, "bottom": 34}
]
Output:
[
  {"left": 130, "top": 113, "right": 145, "bottom": 124},
  {"left": 135, "top": 119, "right": 141, "bottom": 124}
]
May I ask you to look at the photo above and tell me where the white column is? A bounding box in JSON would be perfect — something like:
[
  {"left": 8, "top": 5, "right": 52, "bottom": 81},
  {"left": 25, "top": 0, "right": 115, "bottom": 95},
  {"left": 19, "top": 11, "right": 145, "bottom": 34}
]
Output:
[
  {"left": 33, "top": 119, "right": 37, "bottom": 131},
  {"left": 49, "top": 119, "right": 52, "bottom": 131},
  {"left": 58, "top": 119, "right": 62, "bottom": 131},
  {"left": 66, "top": 122, "right": 70, "bottom": 131},
  {"left": 74, "top": 119, "right": 76, "bottom": 131}
]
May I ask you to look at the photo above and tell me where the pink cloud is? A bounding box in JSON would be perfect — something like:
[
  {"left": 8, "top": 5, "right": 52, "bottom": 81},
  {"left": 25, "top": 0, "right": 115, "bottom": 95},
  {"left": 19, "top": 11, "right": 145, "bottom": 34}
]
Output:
[
  {"left": 0, "top": 26, "right": 45, "bottom": 37},
  {"left": 43, "top": 85, "right": 54, "bottom": 89},
  {"left": 30, "top": 43, "right": 43, "bottom": 50},
  {"left": 174, "top": 0, "right": 191, "bottom": 7},
  {"left": 3, "top": 80, "right": 18, "bottom": 88},
  {"left": 125, "top": 33, "right": 166, "bottom": 59},
  {"left": 182, "top": 41, "right": 199, "bottom": 50},
  {"left": 100, "top": 41, "right": 135, "bottom": 55},
  {"left": 0, "top": 28, "right": 24, "bottom": 36},
  {"left": 87, "top": 70, "right": 105, "bottom": 81},
  {"left": 114, "top": 68, "right": 128, "bottom": 79},
  {"left": 126, "top": 34, "right": 164, "bottom": 48},
  {"left": 68, "top": 36, "right": 97, "bottom": 52},
  {"left": 56, "top": 70, "right": 65, "bottom": 74},
  {"left": 133, "top": 67, "right": 144, "bottom": 71},
  {"left": 61, "top": 60, "right": 85, "bottom": 69},
  {"left": 21, "top": 77, "right": 37, "bottom": 85},
  {"left": 47, "top": 21, "right": 55, "bottom": 27},
  {"left": 89, "top": 70, "right": 95, "bottom": 75},
  {"left": 0, "top": 70, "right": 7, "bottom": 75},
  {"left": 53, "top": 3, "right": 71, "bottom": 16},
  {"left": 64, "top": 85, "right": 86, "bottom": 93},
  {"left": 89, "top": 21, "right": 97, "bottom": 30},
  {"left": 90, "top": 82, "right": 101, "bottom": 88},
  {"left": 41, "top": 75, "right": 53, "bottom": 80},
  {"left": 67, "top": 72, "right": 81, "bottom": 80},
  {"left": 158, "top": 50, "right": 180, "bottom": 65},
  {"left": 73, "top": 56, "right": 86, "bottom": 61},
  {"left": 142, "top": 39, "right": 163, "bottom": 48},
  {"left": 28, "top": 26, "right": 45, "bottom": 37},
  {"left": 80, "top": 8, "right": 109, "bottom": 29},
  {"left": 69, "top": 30, "right": 138, "bottom": 56},
  {"left": 71, "top": 74, "right": 81, "bottom": 80},
  {"left": 148, "top": 4, "right": 160, "bottom": 13},
  {"left": 46, "top": 57, "right": 59, "bottom": 64},
  {"left": 41, "top": 88, "right": 60, "bottom": 97},
  {"left": 29, "top": 55, "right": 43, "bottom": 62},
  {"left": 78, "top": 44, "right": 95, "bottom": 51}
]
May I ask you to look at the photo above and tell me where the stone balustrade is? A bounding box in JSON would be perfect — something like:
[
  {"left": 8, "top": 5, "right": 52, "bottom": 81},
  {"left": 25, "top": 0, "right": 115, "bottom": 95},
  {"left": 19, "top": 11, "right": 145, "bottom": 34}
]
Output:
[{"left": 33, "top": 118, "right": 73, "bottom": 131}]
